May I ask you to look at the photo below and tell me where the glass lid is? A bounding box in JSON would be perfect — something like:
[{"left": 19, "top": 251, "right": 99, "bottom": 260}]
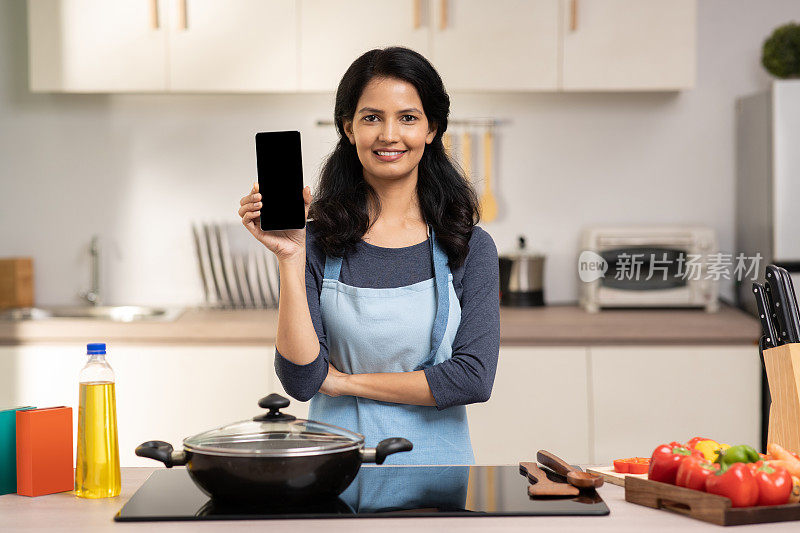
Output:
[{"left": 183, "top": 394, "right": 364, "bottom": 457}]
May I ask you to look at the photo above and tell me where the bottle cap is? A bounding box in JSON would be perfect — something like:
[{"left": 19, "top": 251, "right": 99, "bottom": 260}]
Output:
[{"left": 87, "top": 343, "right": 106, "bottom": 355}]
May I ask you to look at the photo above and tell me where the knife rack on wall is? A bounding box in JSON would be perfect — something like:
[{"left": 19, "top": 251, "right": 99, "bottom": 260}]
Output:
[{"left": 316, "top": 117, "right": 507, "bottom": 222}]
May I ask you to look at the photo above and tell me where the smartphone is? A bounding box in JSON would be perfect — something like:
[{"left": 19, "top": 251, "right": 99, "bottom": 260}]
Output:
[{"left": 255, "top": 130, "right": 306, "bottom": 231}]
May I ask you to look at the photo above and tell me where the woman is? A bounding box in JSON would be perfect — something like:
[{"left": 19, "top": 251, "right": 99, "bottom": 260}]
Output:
[{"left": 238, "top": 46, "right": 499, "bottom": 465}]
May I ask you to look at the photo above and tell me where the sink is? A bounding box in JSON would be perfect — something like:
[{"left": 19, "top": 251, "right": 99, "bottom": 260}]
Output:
[{"left": 0, "top": 306, "right": 184, "bottom": 322}]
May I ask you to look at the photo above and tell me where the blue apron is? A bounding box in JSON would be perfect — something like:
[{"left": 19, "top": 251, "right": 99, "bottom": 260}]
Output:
[{"left": 308, "top": 226, "right": 474, "bottom": 465}]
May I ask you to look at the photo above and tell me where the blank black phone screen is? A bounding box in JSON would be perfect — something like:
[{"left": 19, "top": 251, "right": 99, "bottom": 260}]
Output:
[{"left": 256, "top": 131, "right": 306, "bottom": 231}]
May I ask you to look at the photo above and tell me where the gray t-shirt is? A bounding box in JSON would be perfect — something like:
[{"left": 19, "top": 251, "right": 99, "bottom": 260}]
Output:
[{"left": 275, "top": 221, "right": 500, "bottom": 410}]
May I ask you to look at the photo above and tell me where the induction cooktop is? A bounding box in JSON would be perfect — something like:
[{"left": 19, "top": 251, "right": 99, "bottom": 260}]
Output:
[{"left": 115, "top": 465, "right": 609, "bottom": 521}]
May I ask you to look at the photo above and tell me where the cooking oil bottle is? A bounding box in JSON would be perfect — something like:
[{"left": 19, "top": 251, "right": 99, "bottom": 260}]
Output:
[{"left": 75, "top": 343, "right": 121, "bottom": 498}]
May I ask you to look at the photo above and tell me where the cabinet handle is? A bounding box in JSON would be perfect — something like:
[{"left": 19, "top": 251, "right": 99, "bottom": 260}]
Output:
[
  {"left": 150, "top": 0, "right": 159, "bottom": 30},
  {"left": 440, "top": 0, "right": 447, "bottom": 30},
  {"left": 570, "top": 0, "right": 578, "bottom": 31},
  {"left": 413, "top": 0, "right": 421, "bottom": 29},
  {"left": 179, "top": 0, "right": 188, "bottom": 30}
]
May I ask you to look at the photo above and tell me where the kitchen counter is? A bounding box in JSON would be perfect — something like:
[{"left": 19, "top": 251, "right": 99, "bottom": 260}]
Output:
[
  {"left": 0, "top": 304, "right": 759, "bottom": 346},
  {"left": 0, "top": 467, "right": 796, "bottom": 532}
]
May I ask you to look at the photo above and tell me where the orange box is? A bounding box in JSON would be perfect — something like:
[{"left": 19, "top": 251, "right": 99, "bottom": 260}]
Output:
[{"left": 16, "top": 407, "right": 73, "bottom": 496}]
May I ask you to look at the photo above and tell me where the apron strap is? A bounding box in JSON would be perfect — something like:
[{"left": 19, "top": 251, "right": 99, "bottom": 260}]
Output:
[
  {"left": 422, "top": 226, "right": 450, "bottom": 369},
  {"left": 323, "top": 254, "right": 344, "bottom": 281}
]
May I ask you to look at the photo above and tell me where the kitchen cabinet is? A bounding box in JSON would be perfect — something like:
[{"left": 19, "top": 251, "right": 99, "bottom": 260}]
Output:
[
  {"left": 560, "top": 0, "right": 696, "bottom": 90},
  {"left": 0, "top": 344, "right": 277, "bottom": 467},
  {"left": 589, "top": 345, "right": 761, "bottom": 464},
  {"left": 28, "top": 0, "right": 169, "bottom": 91},
  {"left": 467, "top": 347, "right": 591, "bottom": 464},
  {"left": 298, "top": 0, "right": 430, "bottom": 92},
  {"left": 431, "top": 0, "right": 559, "bottom": 91},
  {"left": 28, "top": 0, "right": 695, "bottom": 93},
  {"left": 28, "top": 0, "right": 298, "bottom": 92},
  {"left": 168, "top": 0, "right": 298, "bottom": 92}
]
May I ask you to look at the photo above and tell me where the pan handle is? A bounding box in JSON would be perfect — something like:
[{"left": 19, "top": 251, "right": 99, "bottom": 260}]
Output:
[
  {"left": 135, "top": 440, "right": 188, "bottom": 468},
  {"left": 361, "top": 437, "right": 413, "bottom": 464}
]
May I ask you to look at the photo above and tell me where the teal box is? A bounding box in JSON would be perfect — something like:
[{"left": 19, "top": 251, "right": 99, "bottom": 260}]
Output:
[{"left": 0, "top": 406, "right": 35, "bottom": 495}]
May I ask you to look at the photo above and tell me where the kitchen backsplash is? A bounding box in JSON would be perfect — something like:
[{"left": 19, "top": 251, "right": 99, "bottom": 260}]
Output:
[{"left": 0, "top": 0, "right": 796, "bottom": 306}]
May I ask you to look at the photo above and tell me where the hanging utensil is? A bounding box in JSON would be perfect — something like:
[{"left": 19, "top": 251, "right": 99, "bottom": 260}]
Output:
[
  {"left": 480, "top": 127, "right": 498, "bottom": 222},
  {"left": 442, "top": 131, "right": 453, "bottom": 159},
  {"left": 461, "top": 125, "right": 472, "bottom": 182}
]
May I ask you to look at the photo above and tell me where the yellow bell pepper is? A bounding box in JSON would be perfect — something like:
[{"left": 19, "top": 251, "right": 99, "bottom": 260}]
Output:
[{"left": 694, "top": 439, "right": 730, "bottom": 462}]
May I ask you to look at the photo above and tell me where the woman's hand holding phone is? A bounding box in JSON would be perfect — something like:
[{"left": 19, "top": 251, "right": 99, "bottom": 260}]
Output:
[{"left": 239, "top": 181, "right": 312, "bottom": 263}]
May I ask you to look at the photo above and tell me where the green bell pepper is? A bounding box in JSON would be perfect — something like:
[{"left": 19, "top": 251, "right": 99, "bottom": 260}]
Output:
[{"left": 715, "top": 444, "right": 760, "bottom": 470}]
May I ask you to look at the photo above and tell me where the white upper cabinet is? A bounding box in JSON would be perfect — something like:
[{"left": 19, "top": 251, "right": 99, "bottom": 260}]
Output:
[
  {"left": 560, "top": 0, "right": 696, "bottom": 90},
  {"left": 168, "top": 0, "right": 298, "bottom": 92},
  {"left": 431, "top": 0, "right": 559, "bottom": 91},
  {"left": 298, "top": 0, "right": 430, "bottom": 92},
  {"left": 27, "top": 0, "right": 697, "bottom": 92},
  {"left": 28, "top": 0, "right": 168, "bottom": 92}
]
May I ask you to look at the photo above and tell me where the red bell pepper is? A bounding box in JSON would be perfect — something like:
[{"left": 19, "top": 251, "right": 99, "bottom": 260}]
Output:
[
  {"left": 751, "top": 461, "right": 793, "bottom": 506},
  {"left": 648, "top": 442, "right": 703, "bottom": 484},
  {"left": 675, "top": 456, "right": 719, "bottom": 491},
  {"left": 705, "top": 462, "right": 759, "bottom": 508}
]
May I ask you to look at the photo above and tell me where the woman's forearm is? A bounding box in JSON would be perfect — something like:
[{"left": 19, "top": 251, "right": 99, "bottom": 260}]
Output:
[
  {"left": 341, "top": 370, "right": 436, "bottom": 406},
  {"left": 275, "top": 253, "right": 320, "bottom": 365}
]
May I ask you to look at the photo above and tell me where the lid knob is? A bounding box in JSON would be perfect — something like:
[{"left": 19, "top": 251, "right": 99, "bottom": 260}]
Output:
[{"left": 253, "top": 394, "right": 296, "bottom": 422}]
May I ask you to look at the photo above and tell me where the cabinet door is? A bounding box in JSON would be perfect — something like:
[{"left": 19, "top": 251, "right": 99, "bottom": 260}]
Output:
[
  {"left": 0, "top": 344, "right": 274, "bottom": 467},
  {"left": 431, "top": 0, "right": 559, "bottom": 91},
  {"left": 168, "top": 0, "right": 298, "bottom": 92},
  {"left": 467, "top": 347, "right": 591, "bottom": 464},
  {"left": 590, "top": 345, "right": 760, "bottom": 464},
  {"left": 561, "top": 0, "right": 696, "bottom": 90},
  {"left": 299, "top": 0, "right": 430, "bottom": 92},
  {"left": 28, "top": 0, "right": 168, "bottom": 92}
]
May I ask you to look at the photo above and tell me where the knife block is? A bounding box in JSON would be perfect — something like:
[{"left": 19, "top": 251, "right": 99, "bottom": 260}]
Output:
[{"left": 763, "top": 342, "right": 800, "bottom": 454}]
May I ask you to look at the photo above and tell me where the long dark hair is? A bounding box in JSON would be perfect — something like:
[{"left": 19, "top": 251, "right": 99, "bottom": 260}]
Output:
[{"left": 309, "top": 46, "right": 480, "bottom": 269}]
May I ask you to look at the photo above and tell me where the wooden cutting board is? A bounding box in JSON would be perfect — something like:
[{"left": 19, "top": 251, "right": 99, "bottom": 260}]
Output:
[
  {"left": 586, "top": 466, "right": 647, "bottom": 487},
  {"left": 0, "top": 258, "right": 34, "bottom": 309}
]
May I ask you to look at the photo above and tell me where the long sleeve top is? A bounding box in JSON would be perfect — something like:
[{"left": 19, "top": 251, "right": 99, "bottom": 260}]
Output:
[{"left": 274, "top": 221, "right": 500, "bottom": 410}]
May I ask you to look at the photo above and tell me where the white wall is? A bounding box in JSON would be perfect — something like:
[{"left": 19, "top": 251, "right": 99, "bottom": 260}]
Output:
[{"left": 0, "top": 0, "right": 796, "bottom": 306}]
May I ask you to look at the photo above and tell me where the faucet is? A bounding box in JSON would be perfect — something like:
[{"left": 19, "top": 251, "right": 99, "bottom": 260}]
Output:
[{"left": 80, "top": 235, "right": 102, "bottom": 306}]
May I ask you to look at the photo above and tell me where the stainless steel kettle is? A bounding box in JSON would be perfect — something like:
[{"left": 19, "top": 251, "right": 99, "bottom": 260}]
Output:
[{"left": 499, "top": 236, "right": 545, "bottom": 306}]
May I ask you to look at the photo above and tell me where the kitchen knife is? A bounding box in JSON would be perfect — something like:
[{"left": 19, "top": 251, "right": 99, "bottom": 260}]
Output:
[
  {"left": 776, "top": 266, "right": 800, "bottom": 343},
  {"left": 762, "top": 278, "right": 783, "bottom": 345},
  {"left": 753, "top": 282, "right": 779, "bottom": 349},
  {"left": 766, "top": 265, "right": 799, "bottom": 343}
]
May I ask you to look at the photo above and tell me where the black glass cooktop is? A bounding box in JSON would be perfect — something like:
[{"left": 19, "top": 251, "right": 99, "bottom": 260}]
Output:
[{"left": 115, "top": 465, "right": 609, "bottom": 521}]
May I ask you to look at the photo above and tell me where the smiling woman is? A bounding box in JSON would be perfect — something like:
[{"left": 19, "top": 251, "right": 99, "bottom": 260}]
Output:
[{"left": 238, "top": 47, "right": 500, "bottom": 466}]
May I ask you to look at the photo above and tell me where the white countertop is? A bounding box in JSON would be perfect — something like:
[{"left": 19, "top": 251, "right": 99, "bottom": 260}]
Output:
[{"left": 1, "top": 467, "right": 797, "bottom": 532}]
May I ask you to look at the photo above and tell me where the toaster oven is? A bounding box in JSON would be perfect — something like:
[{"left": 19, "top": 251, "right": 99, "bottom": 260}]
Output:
[{"left": 579, "top": 226, "right": 719, "bottom": 313}]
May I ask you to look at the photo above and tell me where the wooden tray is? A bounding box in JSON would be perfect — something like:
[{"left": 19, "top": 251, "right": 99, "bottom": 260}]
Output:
[{"left": 625, "top": 476, "right": 800, "bottom": 526}]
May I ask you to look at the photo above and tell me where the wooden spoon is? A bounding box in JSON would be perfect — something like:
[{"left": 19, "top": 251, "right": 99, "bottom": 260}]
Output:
[
  {"left": 479, "top": 128, "right": 498, "bottom": 222},
  {"left": 519, "top": 462, "right": 579, "bottom": 497},
  {"left": 461, "top": 126, "right": 472, "bottom": 182},
  {"left": 537, "top": 450, "right": 604, "bottom": 489}
]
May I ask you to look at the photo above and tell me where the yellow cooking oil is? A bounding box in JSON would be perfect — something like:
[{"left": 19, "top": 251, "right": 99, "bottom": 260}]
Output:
[{"left": 74, "top": 381, "right": 121, "bottom": 498}]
